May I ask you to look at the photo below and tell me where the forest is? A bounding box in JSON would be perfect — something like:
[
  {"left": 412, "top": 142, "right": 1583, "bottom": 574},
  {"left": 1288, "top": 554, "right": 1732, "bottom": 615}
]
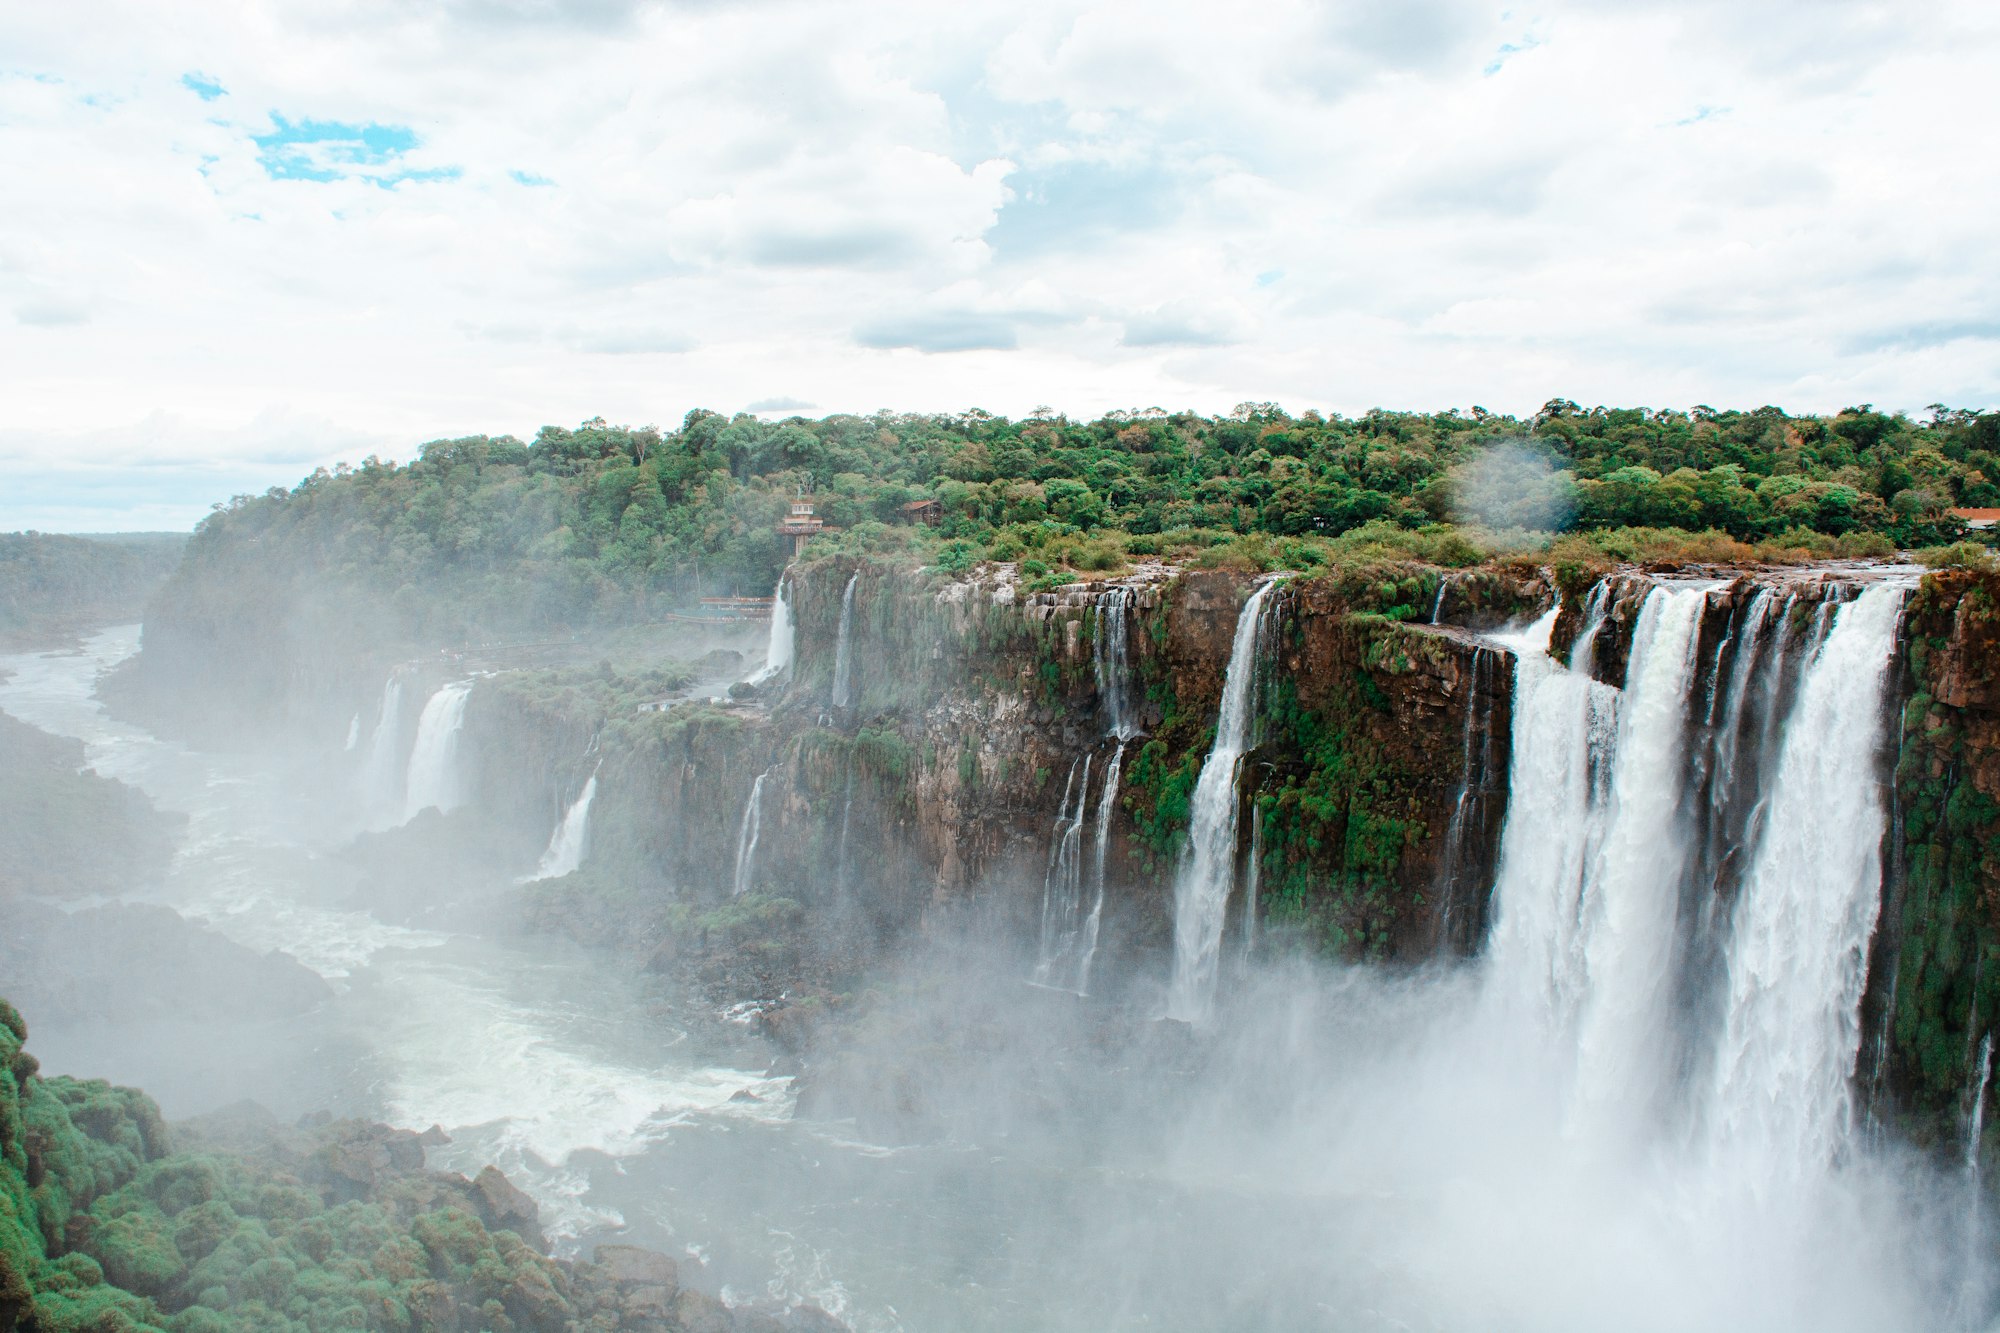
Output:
[{"left": 157, "top": 401, "right": 2000, "bottom": 645}]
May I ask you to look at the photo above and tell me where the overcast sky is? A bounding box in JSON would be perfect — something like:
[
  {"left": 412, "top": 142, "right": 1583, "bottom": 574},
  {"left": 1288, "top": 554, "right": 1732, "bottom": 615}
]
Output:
[{"left": 4, "top": 0, "right": 1997, "bottom": 530}]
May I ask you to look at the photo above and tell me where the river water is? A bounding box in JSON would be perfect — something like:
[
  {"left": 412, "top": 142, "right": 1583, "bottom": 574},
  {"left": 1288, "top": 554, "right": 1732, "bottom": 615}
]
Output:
[{"left": 0, "top": 625, "right": 1979, "bottom": 1332}]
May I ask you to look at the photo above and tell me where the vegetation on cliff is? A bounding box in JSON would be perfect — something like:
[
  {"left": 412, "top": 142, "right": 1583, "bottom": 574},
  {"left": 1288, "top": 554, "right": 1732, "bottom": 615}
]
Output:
[{"left": 145, "top": 403, "right": 1994, "bottom": 659}]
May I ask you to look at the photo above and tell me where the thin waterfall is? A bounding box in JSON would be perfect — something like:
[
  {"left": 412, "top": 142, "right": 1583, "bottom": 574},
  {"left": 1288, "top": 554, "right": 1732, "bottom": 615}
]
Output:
[
  {"left": 1568, "top": 584, "right": 1712, "bottom": 1134},
  {"left": 833, "top": 755, "right": 856, "bottom": 903},
  {"left": 1168, "top": 579, "right": 1282, "bottom": 1022},
  {"left": 1705, "top": 581, "right": 1908, "bottom": 1180},
  {"left": 359, "top": 671, "right": 409, "bottom": 818},
  {"left": 1076, "top": 740, "right": 1125, "bottom": 996},
  {"left": 1434, "top": 646, "right": 1500, "bottom": 954},
  {"left": 529, "top": 764, "right": 600, "bottom": 881},
  {"left": 1095, "top": 587, "right": 1139, "bottom": 740},
  {"left": 1035, "top": 754, "right": 1094, "bottom": 989},
  {"left": 401, "top": 680, "right": 473, "bottom": 821},
  {"left": 830, "top": 572, "right": 859, "bottom": 710},
  {"left": 747, "top": 574, "right": 795, "bottom": 685},
  {"left": 1971, "top": 1034, "right": 1994, "bottom": 1174},
  {"left": 732, "top": 769, "right": 772, "bottom": 897},
  {"left": 343, "top": 714, "right": 360, "bottom": 751}
]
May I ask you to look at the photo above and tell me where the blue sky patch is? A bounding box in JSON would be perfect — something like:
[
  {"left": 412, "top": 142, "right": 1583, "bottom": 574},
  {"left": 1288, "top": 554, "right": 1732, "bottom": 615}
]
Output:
[
  {"left": 252, "top": 115, "right": 431, "bottom": 183},
  {"left": 181, "top": 72, "right": 226, "bottom": 101},
  {"left": 510, "top": 169, "right": 554, "bottom": 187}
]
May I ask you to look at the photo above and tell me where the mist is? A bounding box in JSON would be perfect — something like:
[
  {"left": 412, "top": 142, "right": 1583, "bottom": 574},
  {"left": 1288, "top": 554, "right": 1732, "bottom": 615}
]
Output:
[
  {"left": 1, "top": 529, "right": 1992, "bottom": 1332},
  {"left": 1447, "top": 442, "right": 1579, "bottom": 532}
]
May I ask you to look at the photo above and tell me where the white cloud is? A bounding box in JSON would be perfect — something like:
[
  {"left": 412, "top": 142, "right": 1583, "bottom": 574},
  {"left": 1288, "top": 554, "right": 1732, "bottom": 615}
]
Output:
[{"left": 1, "top": 0, "right": 1998, "bottom": 528}]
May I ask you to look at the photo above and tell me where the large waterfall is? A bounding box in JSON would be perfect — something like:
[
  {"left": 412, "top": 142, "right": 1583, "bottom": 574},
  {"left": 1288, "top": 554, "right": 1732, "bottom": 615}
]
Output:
[
  {"left": 829, "top": 571, "right": 859, "bottom": 711},
  {"left": 1168, "top": 579, "right": 1281, "bottom": 1021},
  {"left": 529, "top": 765, "right": 600, "bottom": 882},
  {"left": 1705, "top": 581, "right": 1906, "bottom": 1180},
  {"left": 746, "top": 575, "right": 794, "bottom": 686},
  {"left": 1484, "top": 575, "right": 1911, "bottom": 1172},
  {"left": 401, "top": 680, "right": 473, "bottom": 822}
]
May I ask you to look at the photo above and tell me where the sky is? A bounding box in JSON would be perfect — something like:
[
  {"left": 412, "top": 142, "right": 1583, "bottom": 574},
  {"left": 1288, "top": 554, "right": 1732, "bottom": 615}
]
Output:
[{"left": 3, "top": 0, "right": 1997, "bottom": 531}]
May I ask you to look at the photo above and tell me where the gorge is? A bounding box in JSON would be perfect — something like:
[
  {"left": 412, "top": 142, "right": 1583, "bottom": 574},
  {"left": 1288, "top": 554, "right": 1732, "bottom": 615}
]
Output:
[{"left": 7, "top": 532, "right": 2000, "bottom": 1330}]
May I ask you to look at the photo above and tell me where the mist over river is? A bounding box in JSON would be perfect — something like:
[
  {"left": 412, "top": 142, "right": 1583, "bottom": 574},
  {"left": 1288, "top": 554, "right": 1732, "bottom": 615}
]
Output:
[{"left": 1, "top": 612, "right": 1989, "bottom": 1332}]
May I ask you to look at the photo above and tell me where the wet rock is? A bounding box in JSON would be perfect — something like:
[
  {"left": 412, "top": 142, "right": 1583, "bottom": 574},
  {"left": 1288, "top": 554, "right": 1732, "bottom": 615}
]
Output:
[{"left": 472, "top": 1163, "right": 547, "bottom": 1249}]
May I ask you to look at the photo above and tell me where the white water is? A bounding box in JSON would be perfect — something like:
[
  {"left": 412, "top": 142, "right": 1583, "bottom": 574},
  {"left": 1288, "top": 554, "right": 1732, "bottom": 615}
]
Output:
[
  {"left": 1706, "top": 582, "right": 1907, "bottom": 1182},
  {"left": 1077, "top": 740, "right": 1125, "bottom": 996},
  {"left": 1484, "top": 604, "right": 1620, "bottom": 1034},
  {"left": 747, "top": 575, "right": 795, "bottom": 686},
  {"left": 1168, "top": 580, "right": 1279, "bottom": 1022},
  {"left": 343, "top": 713, "right": 360, "bottom": 751},
  {"left": 529, "top": 765, "right": 600, "bottom": 881},
  {"left": 401, "top": 679, "right": 473, "bottom": 822},
  {"left": 830, "top": 572, "right": 859, "bottom": 710},
  {"left": 1035, "top": 754, "right": 1094, "bottom": 990},
  {"left": 1094, "top": 587, "right": 1139, "bottom": 740},
  {"left": 732, "top": 769, "right": 770, "bottom": 897},
  {"left": 358, "top": 671, "right": 408, "bottom": 821},
  {"left": 0, "top": 607, "right": 1980, "bottom": 1332},
  {"left": 0, "top": 628, "right": 790, "bottom": 1250}
]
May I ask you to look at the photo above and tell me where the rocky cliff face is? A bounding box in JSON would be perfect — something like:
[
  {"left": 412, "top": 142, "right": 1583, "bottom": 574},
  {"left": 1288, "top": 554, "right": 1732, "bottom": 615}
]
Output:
[
  {"left": 509, "top": 556, "right": 1543, "bottom": 1000},
  {"left": 1870, "top": 568, "right": 2000, "bottom": 1150}
]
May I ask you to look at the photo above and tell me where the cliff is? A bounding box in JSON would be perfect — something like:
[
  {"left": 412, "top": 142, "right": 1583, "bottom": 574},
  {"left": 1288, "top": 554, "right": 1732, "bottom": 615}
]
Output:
[{"left": 517, "top": 556, "right": 1542, "bottom": 1000}]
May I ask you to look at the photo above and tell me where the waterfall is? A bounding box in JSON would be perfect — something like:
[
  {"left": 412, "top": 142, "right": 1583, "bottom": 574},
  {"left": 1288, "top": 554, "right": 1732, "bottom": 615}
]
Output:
[
  {"left": 830, "top": 571, "right": 859, "bottom": 710},
  {"left": 529, "top": 765, "right": 600, "bottom": 881},
  {"left": 1434, "top": 645, "right": 1501, "bottom": 954},
  {"left": 1484, "top": 604, "right": 1620, "bottom": 1032},
  {"left": 359, "top": 672, "right": 408, "bottom": 818},
  {"left": 1076, "top": 740, "right": 1125, "bottom": 996},
  {"left": 1035, "top": 754, "right": 1094, "bottom": 989},
  {"left": 834, "top": 756, "right": 856, "bottom": 903},
  {"left": 1567, "top": 583, "right": 1712, "bottom": 1133},
  {"left": 1971, "top": 1034, "right": 1995, "bottom": 1174},
  {"left": 732, "top": 769, "right": 772, "bottom": 897},
  {"left": 1095, "top": 587, "right": 1139, "bottom": 740},
  {"left": 343, "top": 714, "right": 360, "bottom": 751},
  {"left": 1705, "top": 581, "right": 1907, "bottom": 1180},
  {"left": 747, "top": 574, "right": 795, "bottom": 685},
  {"left": 402, "top": 680, "right": 474, "bottom": 821},
  {"left": 1168, "top": 579, "right": 1282, "bottom": 1022}
]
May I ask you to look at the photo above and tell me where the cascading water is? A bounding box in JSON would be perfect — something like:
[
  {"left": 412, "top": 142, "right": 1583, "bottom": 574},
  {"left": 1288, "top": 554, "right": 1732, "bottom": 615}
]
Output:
[
  {"left": 529, "top": 764, "right": 600, "bottom": 881},
  {"left": 1705, "top": 581, "right": 1908, "bottom": 1181},
  {"left": 1433, "top": 645, "right": 1501, "bottom": 954},
  {"left": 830, "top": 572, "right": 859, "bottom": 711},
  {"left": 747, "top": 575, "right": 795, "bottom": 686},
  {"left": 401, "top": 680, "right": 473, "bottom": 822},
  {"left": 1076, "top": 740, "right": 1124, "bottom": 997},
  {"left": 1484, "top": 602, "right": 1620, "bottom": 1033},
  {"left": 1567, "top": 583, "right": 1713, "bottom": 1135},
  {"left": 833, "top": 755, "right": 856, "bottom": 903},
  {"left": 1035, "top": 754, "right": 1094, "bottom": 990},
  {"left": 732, "top": 769, "right": 772, "bottom": 897},
  {"left": 343, "top": 714, "right": 360, "bottom": 751},
  {"left": 359, "top": 671, "right": 409, "bottom": 819},
  {"left": 1167, "top": 579, "right": 1281, "bottom": 1022},
  {"left": 1095, "top": 587, "right": 1138, "bottom": 741}
]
